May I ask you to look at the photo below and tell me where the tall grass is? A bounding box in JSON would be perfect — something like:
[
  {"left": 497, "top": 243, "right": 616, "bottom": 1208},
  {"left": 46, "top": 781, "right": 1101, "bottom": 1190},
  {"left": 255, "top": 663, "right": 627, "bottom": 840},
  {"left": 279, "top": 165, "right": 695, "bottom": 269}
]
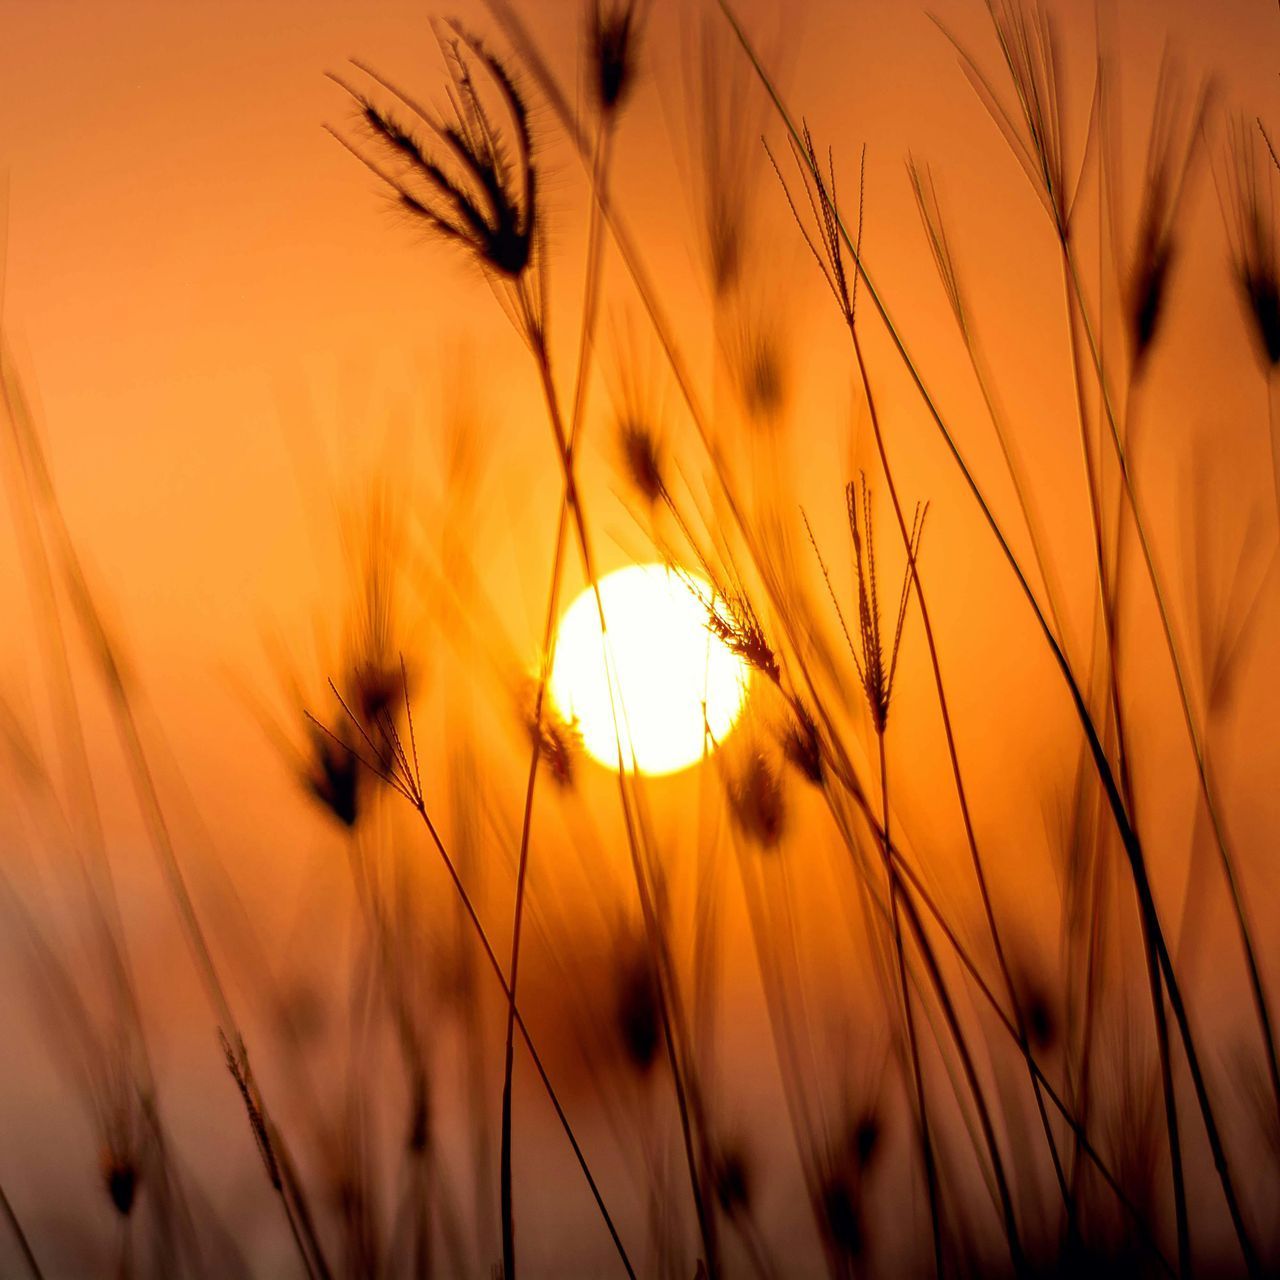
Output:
[{"left": 1, "top": 0, "right": 1278, "bottom": 1277}]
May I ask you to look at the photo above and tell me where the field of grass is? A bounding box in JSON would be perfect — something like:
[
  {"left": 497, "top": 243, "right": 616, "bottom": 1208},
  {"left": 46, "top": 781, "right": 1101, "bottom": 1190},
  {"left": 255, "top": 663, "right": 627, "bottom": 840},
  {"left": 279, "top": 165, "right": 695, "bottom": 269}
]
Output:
[{"left": 2, "top": 0, "right": 1279, "bottom": 1275}]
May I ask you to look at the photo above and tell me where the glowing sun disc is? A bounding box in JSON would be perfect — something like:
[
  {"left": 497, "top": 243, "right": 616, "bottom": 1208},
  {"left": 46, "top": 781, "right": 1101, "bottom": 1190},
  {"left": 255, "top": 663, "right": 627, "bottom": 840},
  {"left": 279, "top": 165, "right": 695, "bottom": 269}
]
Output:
[{"left": 548, "top": 564, "right": 751, "bottom": 776}]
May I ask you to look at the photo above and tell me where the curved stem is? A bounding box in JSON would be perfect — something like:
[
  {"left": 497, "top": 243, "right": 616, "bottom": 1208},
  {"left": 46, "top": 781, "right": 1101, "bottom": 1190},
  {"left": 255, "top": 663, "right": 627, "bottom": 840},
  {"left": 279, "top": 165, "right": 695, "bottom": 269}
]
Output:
[
  {"left": 1057, "top": 249, "right": 1189, "bottom": 1274},
  {"left": 499, "top": 121, "right": 616, "bottom": 1280},
  {"left": 0, "top": 1185, "right": 43, "bottom": 1280},
  {"left": 844, "top": 317, "right": 1025, "bottom": 1274},
  {"left": 1060, "top": 246, "right": 1266, "bottom": 1274},
  {"left": 414, "top": 801, "right": 637, "bottom": 1278},
  {"left": 877, "top": 734, "right": 946, "bottom": 1277},
  {"left": 719, "top": 16, "right": 1260, "bottom": 1270}
]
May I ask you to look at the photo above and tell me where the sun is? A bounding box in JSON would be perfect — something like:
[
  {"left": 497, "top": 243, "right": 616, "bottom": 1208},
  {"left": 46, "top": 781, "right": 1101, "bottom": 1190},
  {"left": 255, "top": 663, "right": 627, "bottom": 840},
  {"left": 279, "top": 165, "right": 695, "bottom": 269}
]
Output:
[{"left": 548, "top": 564, "right": 751, "bottom": 776}]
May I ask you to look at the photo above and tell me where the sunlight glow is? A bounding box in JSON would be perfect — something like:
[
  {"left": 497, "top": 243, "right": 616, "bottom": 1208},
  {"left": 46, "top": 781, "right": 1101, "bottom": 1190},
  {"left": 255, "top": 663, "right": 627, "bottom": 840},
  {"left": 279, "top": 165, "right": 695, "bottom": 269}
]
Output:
[{"left": 548, "top": 564, "right": 751, "bottom": 776}]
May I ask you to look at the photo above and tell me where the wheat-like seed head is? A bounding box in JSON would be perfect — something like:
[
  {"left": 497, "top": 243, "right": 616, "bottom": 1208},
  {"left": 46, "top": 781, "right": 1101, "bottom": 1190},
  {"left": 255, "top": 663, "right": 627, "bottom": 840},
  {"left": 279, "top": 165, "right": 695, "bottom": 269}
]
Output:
[
  {"left": 330, "top": 27, "right": 537, "bottom": 282},
  {"left": 590, "top": 0, "right": 644, "bottom": 117}
]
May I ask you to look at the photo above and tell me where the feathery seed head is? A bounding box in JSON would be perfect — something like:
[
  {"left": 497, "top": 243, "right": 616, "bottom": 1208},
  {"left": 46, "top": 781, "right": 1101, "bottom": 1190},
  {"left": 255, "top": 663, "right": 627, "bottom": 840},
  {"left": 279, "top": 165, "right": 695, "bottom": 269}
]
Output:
[
  {"left": 1127, "top": 233, "right": 1174, "bottom": 370},
  {"left": 1012, "top": 965, "right": 1059, "bottom": 1052},
  {"left": 350, "top": 660, "right": 405, "bottom": 729},
  {"left": 729, "top": 311, "right": 789, "bottom": 422},
  {"left": 333, "top": 27, "right": 537, "bottom": 281},
  {"left": 1224, "top": 120, "right": 1280, "bottom": 367},
  {"left": 408, "top": 1076, "right": 430, "bottom": 1154},
  {"left": 1120, "top": 67, "right": 1209, "bottom": 375},
  {"left": 701, "top": 582, "right": 779, "bottom": 685},
  {"left": 712, "top": 1143, "right": 753, "bottom": 1217},
  {"left": 613, "top": 937, "right": 662, "bottom": 1074},
  {"left": 843, "top": 476, "right": 926, "bottom": 735},
  {"left": 590, "top": 0, "right": 643, "bottom": 116},
  {"left": 524, "top": 689, "right": 580, "bottom": 790},
  {"left": 819, "top": 1174, "right": 864, "bottom": 1261},
  {"left": 102, "top": 1150, "right": 138, "bottom": 1218},
  {"left": 619, "top": 418, "right": 665, "bottom": 504},
  {"left": 780, "top": 702, "right": 824, "bottom": 785},
  {"left": 850, "top": 1109, "right": 882, "bottom": 1171},
  {"left": 306, "top": 722, "right": 361, "bottom": 828},
  {"left": 769, "top": 123, "right": 861, "bottom": 326},
  {"left": 692, "top": 25, "right": 768, "bottom": 298},
  {"left": 729, "top": 750, "right": 786, "bottom": 849}
]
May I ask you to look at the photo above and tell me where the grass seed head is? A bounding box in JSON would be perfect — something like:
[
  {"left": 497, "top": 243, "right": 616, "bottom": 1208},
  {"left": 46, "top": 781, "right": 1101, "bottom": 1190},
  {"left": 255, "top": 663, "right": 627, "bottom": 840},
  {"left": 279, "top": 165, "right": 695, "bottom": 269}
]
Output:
[
  {"left": 408, "top": 1072, "right": 430, "bottom": 1154},
  {"left": 729, "top": 750, "right": 787, "bottom": 849},
  {"left": 1127, "top": 234, "right": 1173, "bottom": 371},
  {"left": 534, "top": 710, "right": 579, "bottom": 790},
  {"left": 819, "top": 1174, "right": 864, "bottom": 1261},
  {"left": 619, "top": 418, "right": 665, "bottom": 505},
  {"left": 335, "top": 28, "right": 537, "bottom": 281},
  {"left": 349, "top": 660, "right": 405, "bottom": 728},
  {"left": 590, "top": 0, "right": 642, "bottom": 117},
  {"left": 729, "top": 311, "right": 789, "bottom": 423},
  {"left": 705, "top": 586, "right": 779, "bottom": 685},
  {"left": 692, "top": 23, "right": 767, "bottom": 297},
  {"left": 306, "top": 722, "right": 361, "bottom": 828},
  {"left": 614, "top": 939, "right": 663, "bottom": 1074},
  {"left": 1223, "top": 119, "right": 1280, "bottom": 367},
  {"left": 523, "top": 681, "right": 580, "bottom": 789},
  {"left": 780, "top": 703, "right": 824, "bottom": 786},
  {"left": 1120, "top": 67, "right": 1209, "bottom": 375},
  {"left": 1020, "top": 981, "right": 1058, "bottom": 1053},
  {"left": 839, "top": 476, "right": 926, "bottom": 735},
  {"left": 849, "top": 1109, "right": 882, "bottom": 1172},
  {"left": 102, "top": 1150, "right": 138, "bottom": 1217},
  {"left": 712, "top": 1144, "right": 753, "bottom": 1217}
]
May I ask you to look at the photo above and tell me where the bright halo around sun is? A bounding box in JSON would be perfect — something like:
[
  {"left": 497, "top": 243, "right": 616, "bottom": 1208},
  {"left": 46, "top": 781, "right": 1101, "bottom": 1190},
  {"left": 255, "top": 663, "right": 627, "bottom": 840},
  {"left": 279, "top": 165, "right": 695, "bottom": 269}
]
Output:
[{"left": 548, "top": 564, "right": 751, "bottom": 776}]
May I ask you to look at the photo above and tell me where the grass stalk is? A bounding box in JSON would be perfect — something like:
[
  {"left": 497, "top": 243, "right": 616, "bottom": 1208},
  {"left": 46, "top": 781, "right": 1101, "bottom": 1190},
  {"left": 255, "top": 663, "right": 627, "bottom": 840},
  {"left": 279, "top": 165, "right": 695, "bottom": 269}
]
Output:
[
  {"left": 498, "top": 120, "right": 618, "bottom": 1280},
  {"left": 846, "top": 345, "right": 1026, "bottom": 1274},
  {"left": 0, "top": 1184, "right": 43, "bottom": 1280},
  {"left": 1055, "top": 248, "right": 1190, "bottom": 1273},
  {"left": 777, "top": 612, "right": 1173, "bottom": 1273},
  {"left": 484, "top": 16, "right": 1165, "bottom": 1265},
  {"left": 876, "top": 735, "right": 946, "bottom": 1276},
  {"left": 714, "top": 15, "right": 1262, "bottom": 1268},
  {"left": 1, "top": 351, "right": 335, "bottom": 1280},
  {"left": 1058, "top": 245, "right": 1266, "bottom": 1275}
]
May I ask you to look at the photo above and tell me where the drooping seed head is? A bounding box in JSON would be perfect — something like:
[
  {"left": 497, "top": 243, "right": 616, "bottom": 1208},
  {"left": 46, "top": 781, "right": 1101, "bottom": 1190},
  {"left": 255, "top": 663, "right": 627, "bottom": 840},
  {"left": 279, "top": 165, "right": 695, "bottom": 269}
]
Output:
[
  {"left": 780, "top": 703, "right": 824, "bottom": 785},
  {"left": 703, "top": 585, "right": 779, "bottom": 685},
  {"left": 333, "top": 28, "right": 538, "bottom": 282}
]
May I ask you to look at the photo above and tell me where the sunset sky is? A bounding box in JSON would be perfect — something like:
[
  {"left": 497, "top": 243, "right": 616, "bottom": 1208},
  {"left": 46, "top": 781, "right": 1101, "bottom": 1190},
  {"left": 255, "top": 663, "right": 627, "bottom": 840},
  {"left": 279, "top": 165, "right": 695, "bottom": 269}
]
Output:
[
  {"left": 0, "top": 0, "right": 1275, "bottom": 840},
  {"left": 3, "top": 0, "right": 1280, "bottom": 1274}
]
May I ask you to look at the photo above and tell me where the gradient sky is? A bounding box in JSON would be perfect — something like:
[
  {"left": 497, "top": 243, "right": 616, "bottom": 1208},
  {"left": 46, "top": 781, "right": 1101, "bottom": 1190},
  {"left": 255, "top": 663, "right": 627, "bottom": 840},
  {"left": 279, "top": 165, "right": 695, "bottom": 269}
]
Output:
[
  {"left": 0, "top": 0, "right": 1274, "bottom": 759},
  {"left": 2, "top": 0, "right": 1280, "bottom": 1268}
]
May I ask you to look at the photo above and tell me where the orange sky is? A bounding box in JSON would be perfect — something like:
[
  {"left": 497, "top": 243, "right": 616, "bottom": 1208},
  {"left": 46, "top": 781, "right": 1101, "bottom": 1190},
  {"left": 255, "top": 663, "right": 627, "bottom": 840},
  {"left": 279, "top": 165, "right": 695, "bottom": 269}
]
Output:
[
  {"left": 1, "top": 0, "right": 1276, "bottom": 824},
  {"left": 3, "top": 0, "right": 1280, "bottom": 1270}
]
